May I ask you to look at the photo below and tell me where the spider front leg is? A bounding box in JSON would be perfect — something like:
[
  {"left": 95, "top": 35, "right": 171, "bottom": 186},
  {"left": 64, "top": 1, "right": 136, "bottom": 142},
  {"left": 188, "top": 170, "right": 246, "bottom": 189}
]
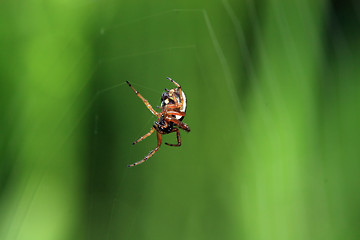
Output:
[
  {"left": 128, "top": 132, "right": 162, "bottom": 167},
  {"left": 132, "top": 127, "right": 155, "bottom": 145},
  {"left": 126, "top": 81, "right": 160, "bottom": 117},
  {"left": 166, "top": 111, "right": 185, "bottom": 118},
  {"left": 166, "top": 117, "right": 190, "bottom": 132},
  {"left": 165, "top": 128, "right": 181, "bottom": 147}
]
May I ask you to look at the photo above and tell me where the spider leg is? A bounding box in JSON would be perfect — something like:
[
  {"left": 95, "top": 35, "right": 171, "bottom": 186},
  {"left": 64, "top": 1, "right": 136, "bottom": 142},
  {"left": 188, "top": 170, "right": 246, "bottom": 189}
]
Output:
[
  {"left": 132, "top": 127, "right": 155, "bottom": 145},
  {"left": 163, "top": 104, "right": 182, "bottom": 109},
  {"left": 165, "top": 111, "right": 185, "bottom": 119},
  {"left": 165, "top": 128, "right": 181, "bottom": 147},
  {"left": 128, "top": 132, "right": 162, "bottom": 167},
  {"left": 126, "top": 81, "right": 160, "bottom": 117},
  {"left": 165, "top": 117, "right": 190, "bottom": 132},
  {"left": 166, "top": 77, "right": 181, "bottom": 88}
]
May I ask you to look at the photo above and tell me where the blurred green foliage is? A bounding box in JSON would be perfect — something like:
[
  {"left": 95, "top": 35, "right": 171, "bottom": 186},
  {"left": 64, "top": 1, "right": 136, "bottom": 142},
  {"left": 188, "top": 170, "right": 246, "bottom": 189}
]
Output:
[{"left": 1, "top": 0, "right": 360, "bottom": 239}]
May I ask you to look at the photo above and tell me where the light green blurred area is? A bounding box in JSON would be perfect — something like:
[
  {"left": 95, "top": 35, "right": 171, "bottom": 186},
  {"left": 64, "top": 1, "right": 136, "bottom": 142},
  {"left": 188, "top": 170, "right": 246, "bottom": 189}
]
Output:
[{"left": 1, "top": 0, "right": 360, "bottom": 240}]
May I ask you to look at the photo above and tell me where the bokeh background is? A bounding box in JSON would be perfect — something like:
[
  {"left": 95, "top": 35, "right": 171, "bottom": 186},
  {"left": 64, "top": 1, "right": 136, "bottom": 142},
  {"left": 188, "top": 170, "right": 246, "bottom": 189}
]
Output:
[{"left": 1, "top": 0, "right": 360, "bottom": 239}]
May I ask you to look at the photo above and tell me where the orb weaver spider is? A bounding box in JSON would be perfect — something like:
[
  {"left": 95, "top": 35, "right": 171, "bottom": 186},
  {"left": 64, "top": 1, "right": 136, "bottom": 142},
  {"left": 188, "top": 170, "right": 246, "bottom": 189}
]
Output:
[{"left": 126, "top": 77, "right": 190, "bottom": 167}]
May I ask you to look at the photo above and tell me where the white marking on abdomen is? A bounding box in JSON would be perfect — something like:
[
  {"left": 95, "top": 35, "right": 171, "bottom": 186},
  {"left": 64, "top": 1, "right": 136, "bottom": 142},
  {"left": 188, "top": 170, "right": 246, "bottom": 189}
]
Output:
[{"left": 180, "top": 91, "right": 186, "bottom": 112}]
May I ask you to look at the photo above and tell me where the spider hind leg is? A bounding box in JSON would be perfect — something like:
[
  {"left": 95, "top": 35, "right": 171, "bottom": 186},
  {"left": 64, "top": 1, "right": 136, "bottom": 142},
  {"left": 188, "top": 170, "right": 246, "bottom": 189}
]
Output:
[
  {"left": 166, "top": 77, "right": 181, "bottom": 88},
  {"left": 132, "top": 127, "right": 155, "bottom": 145},
  {"left": 128, "top": 132, "right": 162, "bottom": 167}
]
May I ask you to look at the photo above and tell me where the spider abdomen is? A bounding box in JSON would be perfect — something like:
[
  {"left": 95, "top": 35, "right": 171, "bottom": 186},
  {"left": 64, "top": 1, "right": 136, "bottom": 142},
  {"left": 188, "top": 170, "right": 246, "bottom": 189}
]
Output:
[{"left": 161, "top": 89, "right": 187, "bottom": 121}]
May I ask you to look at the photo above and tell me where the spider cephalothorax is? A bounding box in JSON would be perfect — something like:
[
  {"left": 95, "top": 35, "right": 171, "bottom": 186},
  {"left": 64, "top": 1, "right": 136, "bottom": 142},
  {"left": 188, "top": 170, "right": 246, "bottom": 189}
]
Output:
[{"left": 126, "top": 77, "right": 190, "bottom": 167}]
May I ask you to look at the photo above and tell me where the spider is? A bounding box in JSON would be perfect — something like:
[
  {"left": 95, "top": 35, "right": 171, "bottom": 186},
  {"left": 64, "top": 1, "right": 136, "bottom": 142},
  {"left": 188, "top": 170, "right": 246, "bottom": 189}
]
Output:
[{"left": 126, "top": 77, "right": 190, "bottom": 167}]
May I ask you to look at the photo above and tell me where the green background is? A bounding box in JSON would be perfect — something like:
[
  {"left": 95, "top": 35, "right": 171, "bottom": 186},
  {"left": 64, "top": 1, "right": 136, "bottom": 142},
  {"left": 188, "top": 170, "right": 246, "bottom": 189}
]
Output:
[{"left": 1, "top": 0, "right": 360, "bottom": 239}]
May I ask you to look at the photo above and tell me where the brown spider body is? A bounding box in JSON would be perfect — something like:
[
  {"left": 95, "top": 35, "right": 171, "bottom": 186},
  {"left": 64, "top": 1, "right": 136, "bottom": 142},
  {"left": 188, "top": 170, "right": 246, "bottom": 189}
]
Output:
[
  {"left": 126, "top": 77, "right": 190, "bottom": 167},
  {"left": 153, "top": 116, "right": 174, "bottom": 134}
]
